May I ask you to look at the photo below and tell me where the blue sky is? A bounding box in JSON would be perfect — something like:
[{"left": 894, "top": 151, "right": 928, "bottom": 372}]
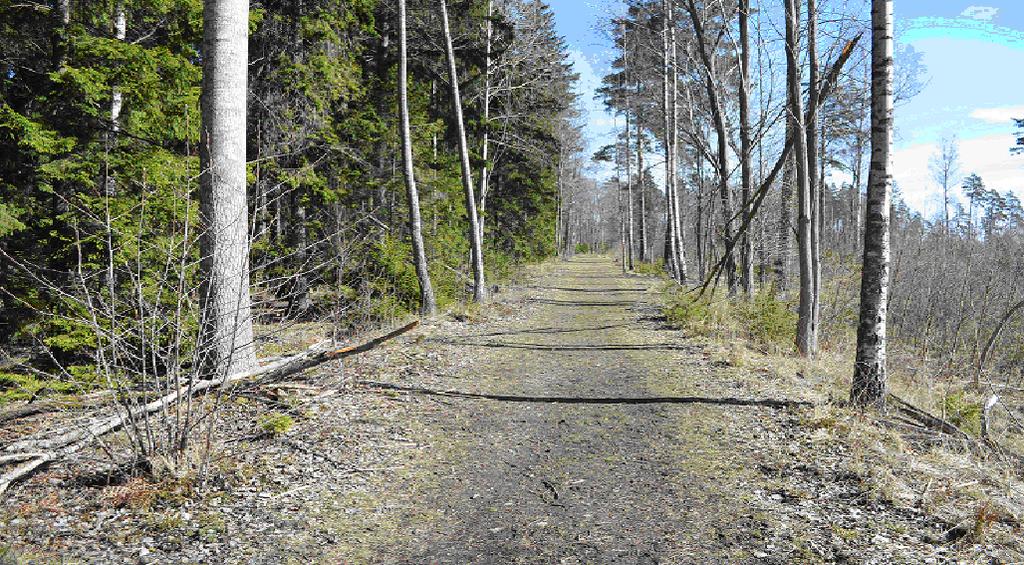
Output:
[{"left": 545, "top": 0, "right": 1024, "bottom": 215}]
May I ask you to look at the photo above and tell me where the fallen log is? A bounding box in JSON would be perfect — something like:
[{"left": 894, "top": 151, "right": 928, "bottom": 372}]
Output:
[
  {"left": 887, "top": 393, "right": 972, "bottom": 441},
  {"left": 0, "top": 320, "right": 418, "bottom": 496},
  {"left": 0, "top": 390, "right": 116, "bottom": 425}
]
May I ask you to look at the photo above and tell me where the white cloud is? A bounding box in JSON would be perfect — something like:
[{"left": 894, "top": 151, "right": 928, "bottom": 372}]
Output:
[
  {"left": 893, "top": 133, "right": 1023, "bottom": 217},
  {"left": 959, "top": 5, "right": 999, "bottom": 21},
  {"left": 968, "top": 105, "right": 1024, "bottom": 124}
]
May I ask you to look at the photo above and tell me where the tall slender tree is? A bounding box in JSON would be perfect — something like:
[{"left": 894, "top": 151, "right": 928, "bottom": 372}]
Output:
[
  {"left": 806, "top": 0, "right": 822, "bottom": 351},
  {"left": 398, "top": 0, "right": 437, "bottom": 315},
  {"left": 786, "top": 0, "right": 815, "bottom": 356},
  {"left": 738, "top": 0, "right": 754, "bottom": 297},
  {"left": 477, "top": 0, "right": 493, "bottom": 245},
  {"left": 198, "top": 0, "right": 257, "bottom": 376},
  {"left": 440, "top": 0, "right": 488, "bottom": 302},
  {"left": 851, "top": 0, "right": 894, "bottom": 408}
]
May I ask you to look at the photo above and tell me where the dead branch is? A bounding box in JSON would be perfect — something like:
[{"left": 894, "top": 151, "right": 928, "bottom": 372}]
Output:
[
  {"left": 0, "top": 391, "right": 116, "bottom": 425},
  {"left": 0, "top": 320, "right": 418, "bottom": 496}
]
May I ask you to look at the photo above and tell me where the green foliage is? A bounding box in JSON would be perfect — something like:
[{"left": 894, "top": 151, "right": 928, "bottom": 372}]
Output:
[
  {"left": 664, "top": 292, "right": 730, "bottom": 336},
  {"left": 664, "top": 289, "right": 796, "bottom": 349},
  {"left": 633, "top": 260, "right": 666, "bottom": 276},
  {"left": 941, "top": 392, "right": 982, "bottom": 435},
  {"left": 0, "top": 371, "right": 92, "bottom": 405},
  {"left": 258, "top": 413, "right": 295, "bottom": 436},
  {"left": 575, "top": 243, "right": 591, "bottom": 254},
  {"left": 0, "top": 0, "right": 575, "bottom": 389},
  {"left": 736, "top": 292, "right": 798, "bottom": 348}
]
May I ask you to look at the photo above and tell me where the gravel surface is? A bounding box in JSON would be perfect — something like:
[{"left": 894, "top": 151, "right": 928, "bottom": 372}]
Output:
[{"left": 2, "top": 257, "right": 1021, "bottom": 563}]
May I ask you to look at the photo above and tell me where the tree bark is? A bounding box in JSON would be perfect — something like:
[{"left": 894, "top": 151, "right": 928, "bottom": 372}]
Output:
[
  {"left": 738, "top": 0, "right": 754, "bottom": 298},
  {"left": 477, "top": 0, "right": 493, "bottom": 246},
  {"left": 806, "top": 0, "right": 822, "bottom": 353},
  {"left": 786, "top": 0, "right": 815, "bottom": 357},
  {"left": 440, "top": 0, "right": 488, "bottom": 302},
  {"left": 851, "top": 0, "right": 894, "bottom": 408},
  {"left": 685, "top": 0, "right": 731, "bottom": 292},
  {"left": 198, "top": 0, "right": 257, "bottom": 378},
  {"left": 637, "top": 110, "right": 648, "bottom": 263},
  {"left": 398, "top": 0, "right": 437, "bottom": 315},
  {"left": 623, "top": 28, "right": 635, "bottom": 272},
  {"left": 661, "top": 0, "right": 680, "bottom": 281}
]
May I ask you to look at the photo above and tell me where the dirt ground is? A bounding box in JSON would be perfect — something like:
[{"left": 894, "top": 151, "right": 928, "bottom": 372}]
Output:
[{"left": 3, "top": 257, "right": 1021, "bottom": 564}]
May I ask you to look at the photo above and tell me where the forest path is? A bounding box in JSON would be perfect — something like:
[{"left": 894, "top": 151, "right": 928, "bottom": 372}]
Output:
[
  {"left": 323, "top": 256, "right": 940, "bottom": 563},
  {"left": 0, "top": 256, "right": 954, "bottom": 563}
]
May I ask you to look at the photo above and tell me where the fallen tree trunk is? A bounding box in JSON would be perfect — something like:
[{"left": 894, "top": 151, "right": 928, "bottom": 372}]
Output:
[
  {"left": 0, "top": 391, "right": 116, "bottom": 425},
  {"left": 0, "top": 320, "right": 418, "bottom": 495},
  {"left": 887, "top": 393, "right": 972, "bottom": 441}
]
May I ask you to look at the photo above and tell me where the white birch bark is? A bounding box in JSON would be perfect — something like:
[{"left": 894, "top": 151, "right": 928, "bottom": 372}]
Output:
[
  {"left": 477, "top": 0, "right": 493, "bottom": 246},
  {"left": 851, "top": 0, "right": 894, "bottom": 407},
  {"left": 806, "top": 0, "right": 822, "bottom": 353},
  {"left": 440, "top": 0, "right": 488, "bottom": 302},
  {"left": 785, "top": 0, "right": 815, "bottom": 357},
  {"left": 398, "top": 0, "right": 437, "bottom": 316},
  {"left": 198, "top": 0, "right": 257, "bottom": 377}
]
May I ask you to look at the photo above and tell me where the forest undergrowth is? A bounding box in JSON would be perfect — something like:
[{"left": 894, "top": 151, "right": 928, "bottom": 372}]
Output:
[{"left": 660, "top": 260, "right": 1024, "bottom": 552}]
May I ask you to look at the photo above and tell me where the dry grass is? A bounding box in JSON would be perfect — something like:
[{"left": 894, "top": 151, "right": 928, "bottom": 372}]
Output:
[{"left": 660, "top": 287, "right": 1024, "bottom": 551}]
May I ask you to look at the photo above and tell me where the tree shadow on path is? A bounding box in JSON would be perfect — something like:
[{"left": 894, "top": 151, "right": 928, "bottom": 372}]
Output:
[{"left": 358, "top": 381, "right": 813, "bottom": 410}]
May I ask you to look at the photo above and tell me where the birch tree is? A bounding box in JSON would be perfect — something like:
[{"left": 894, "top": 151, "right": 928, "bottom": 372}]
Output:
[
  {"left": 738, "top": 0, "right": 754, "bottom": 297},
  {"left": 806, "top": 0, "right": 822, "bottom": 350},
  {"left": 786, "top": 0, "right": 816, "bottom": 357},
  {"left": 851, "top": 0, "right": 894, "bottom": 408},
  {"left": 399, "top": 0, "right": 437, "bottom": 315},
  {"left": 440, "top": 0, "right": 488, "bottom": 302},
  {"left": 198, "top": 0, "right": 257, "bottom": 377}
]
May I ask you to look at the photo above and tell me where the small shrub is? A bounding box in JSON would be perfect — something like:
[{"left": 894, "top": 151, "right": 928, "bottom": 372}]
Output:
[
  {"left": 0, "top": 372, "right": 89, "bottom": 405},
  {"left": 738, "top": 291, "right": 798, "bottom": 348},
  {"left": 574, "top": 242, "right": 591, "bottom": 254},
  {"left": 941, "top": 392, "right": 981, "bottom": 435},
  {"left": 663, "top": 292, "right": 733, "bottom": 336},
  {"left": 258, "top": 413, "right": 295, "bottom": 436},
  {"left": 633, "top": 260, "right": 666, "bottom": 276}
]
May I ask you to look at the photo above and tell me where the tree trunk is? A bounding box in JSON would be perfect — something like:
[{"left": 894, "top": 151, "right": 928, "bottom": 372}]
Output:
[
  {"left": 685, "top": 0, "right": 731, "bottom": 293},
  {"left": 669, "top": 15, "right": 687, "bottom": 281},
  {"left": 287, "top": 190, "right": 312, "bottom": 318},
  {"left": 775, "top": 128, "right": 793, "bottom": 292},
  {"left": 806, "top": 0, "right": 822, "bottom": 353},
  {"left": 851, "top": 0, "right": 894, "bottom": 408},
  {"left": 738, "top": 0, "right": 754, "bottom": 298},
  {"left": 477, "top": 0, "right": 493, "bottom": 246},
  {"left": 104, "top": 1, "right": 127, "bottom": 198},
  {"left": 397, "top": 0, "right": 437, "bottom": 316},
  {"left": 623, "top": 35, "right": 635, "bottom": 272},
  {"left": 786, "top": 0, "right": 816, "bottom": 357},
  {"left": 637, "top": 111, "right": 648, "bottom": 263},
  {"left": 661, "top": 0, "right": 680, "bottom": 281},
  {"left": 198, "top": 0, "right": 257, "bottom": 377},
  {"left": 51, "top": 0, "right": 70, "bottom": 71},
  {"left": 440, "top": 0, "right": 488, "bottom": 302}
]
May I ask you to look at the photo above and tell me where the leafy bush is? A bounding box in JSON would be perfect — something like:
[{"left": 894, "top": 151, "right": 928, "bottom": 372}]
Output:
[
  {"left": 633, "top": 260, "right": 666, "bottom": 276},
  {"left": 663, "top": 292, "right": 732, "bottom": 336},
  {"left": 737, "top": 291, "right": 798, "bottom": 348},
  {"left": 0, "top": 371, "right": 92, "bottom": 405},
  {"left": 941, "top": 391, "right": 982, "bottom": 435},
  {"left": 574, "top": 243, "right": 591, "bottom": 254}
]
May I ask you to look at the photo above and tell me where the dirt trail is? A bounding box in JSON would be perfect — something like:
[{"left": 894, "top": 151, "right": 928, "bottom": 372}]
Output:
[
  {"left": 2, "top": 256, "right": 964, "bottom": 564},
  {"left": 336, "top": 257, "right": 944, "bottom": 564}
]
